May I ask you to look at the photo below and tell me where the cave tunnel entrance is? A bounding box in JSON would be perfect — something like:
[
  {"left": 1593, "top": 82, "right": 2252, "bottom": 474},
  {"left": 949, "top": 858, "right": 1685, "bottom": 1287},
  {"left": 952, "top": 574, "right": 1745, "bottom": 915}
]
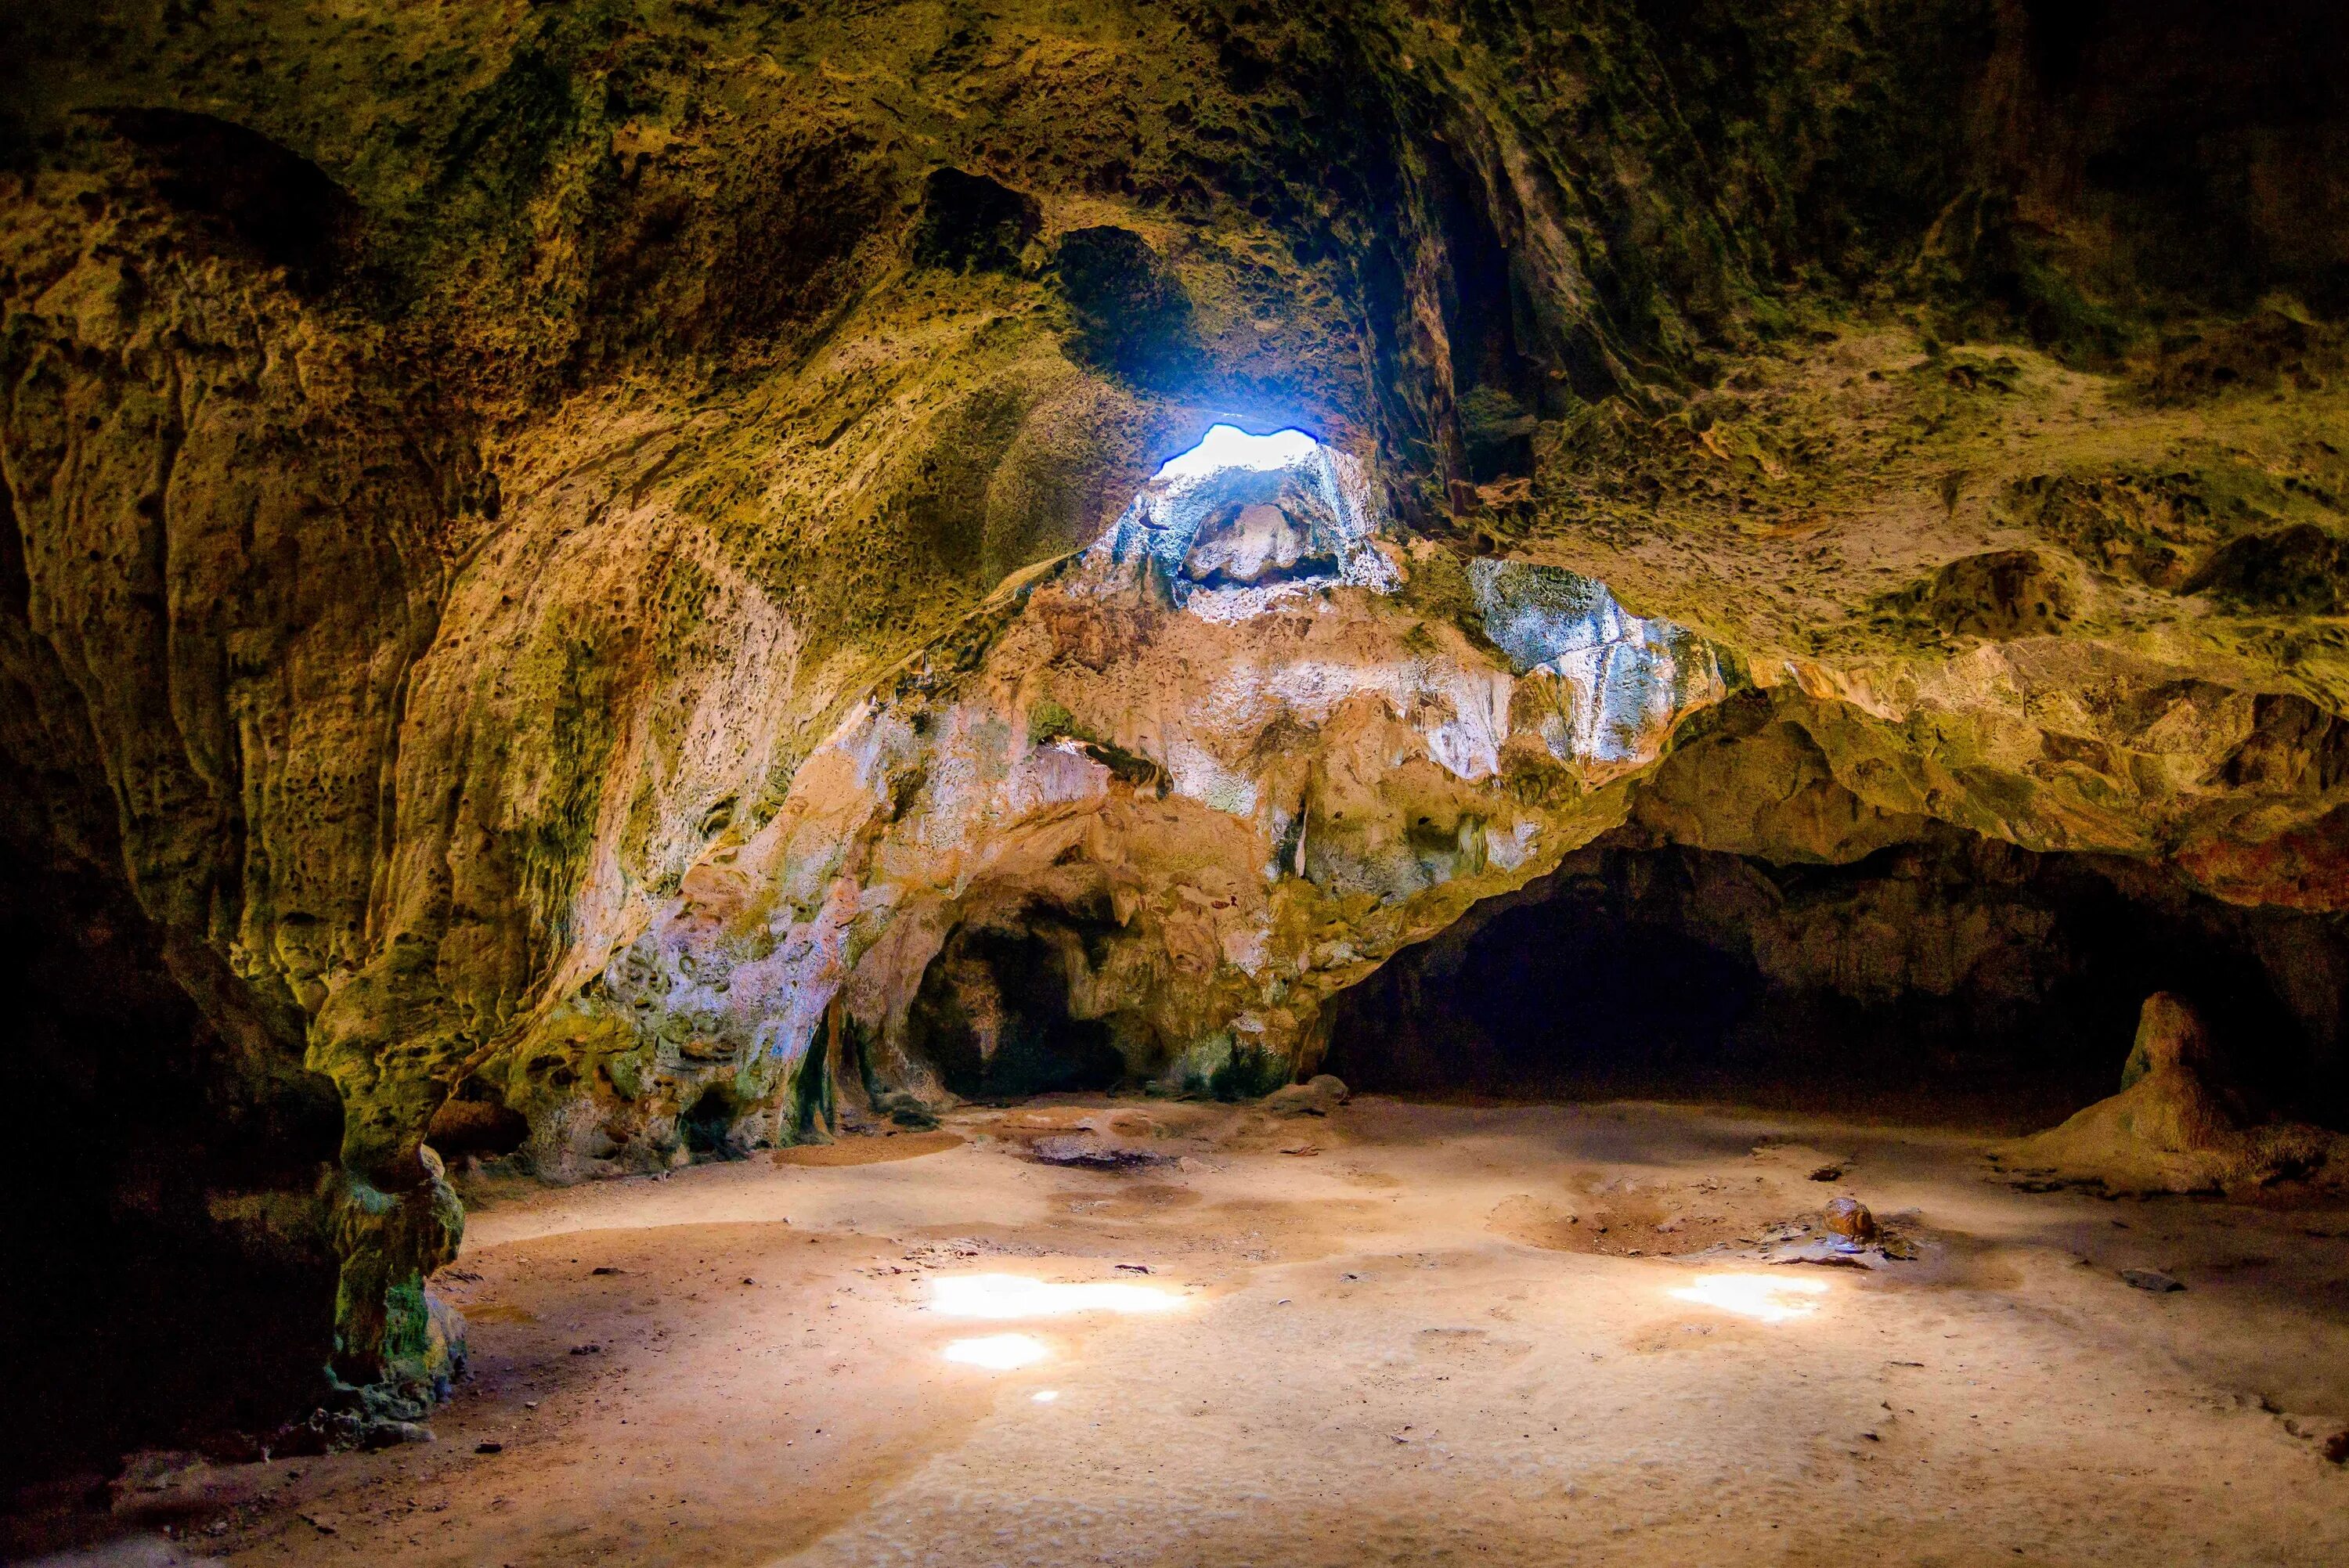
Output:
[
  {"left": 5, "top": 839, "right": 345, "bottom": 1487},
  {"left": 1324, "top": 828, "right": 2349, "bottom": 1132},
  {"left": 907, "top": 899, "right": 1132, "bottom": 1101},
  {"left": 681, "top": 1083, "right": 744, "bottom": 1155},
  {"left": 425, "top": 1082, "right": 530, "bottom": 1160}
]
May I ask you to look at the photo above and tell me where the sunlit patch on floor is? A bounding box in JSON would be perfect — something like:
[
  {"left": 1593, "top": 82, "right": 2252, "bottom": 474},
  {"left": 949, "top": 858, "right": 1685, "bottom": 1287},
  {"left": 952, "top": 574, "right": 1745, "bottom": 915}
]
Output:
[
  {"left": 941, "top": 1334, "right": 1051, "bottom": 1370},
  {"left": 1666, "top": 1273, "right": 1831, "bottom": 1322},
  {"left": 1031, "top": 1390, "right": 1059, "bottom": 1403},
  {"left": 930, "top": 1272, "right": 1185, "bottom": 1320}
]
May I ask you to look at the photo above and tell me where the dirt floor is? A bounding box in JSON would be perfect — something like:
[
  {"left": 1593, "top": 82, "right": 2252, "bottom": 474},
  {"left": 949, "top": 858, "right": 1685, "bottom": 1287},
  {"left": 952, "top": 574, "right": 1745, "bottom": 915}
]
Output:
[{"left": 21, "top": 1097, "right": 2349, "bottom": 1567}]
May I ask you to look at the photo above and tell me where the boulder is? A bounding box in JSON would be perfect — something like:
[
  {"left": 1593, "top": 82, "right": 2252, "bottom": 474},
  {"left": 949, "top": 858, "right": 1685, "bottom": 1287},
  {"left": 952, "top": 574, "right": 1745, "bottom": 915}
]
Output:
[
  {"left": 1821, "top": 1196, "right": 1877, "bottom": 1243},
  {"left": 1263, "top": 1074, "right": 1351, "bottom": 1118}
]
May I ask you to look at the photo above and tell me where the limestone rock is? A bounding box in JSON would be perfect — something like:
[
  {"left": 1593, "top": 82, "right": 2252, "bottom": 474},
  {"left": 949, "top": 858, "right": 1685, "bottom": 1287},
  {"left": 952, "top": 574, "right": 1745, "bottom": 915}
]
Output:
[
  {"left": 1264, "top": 1075, "right": 1351, "bottom": 1117},
  {"left": 1184, "top": 501, "right": 1321, "bottom": 586},
  {"left": 1027, "top": 1133, "right": 1173, "bottom": 1170},
  {"left": 1821, "top": 1197, "right": 1878, "bottom": 1243},
  {"left": 9, "top": 0, "right": 2349, "bottom": 1481},
  {"left": 909, "top": 168, "right": 1041, "bottom": 276},
  {"left": 1994, "top": 994, "right": 2347, "bottom": 1195},
  {"left": 1918, "top": 550, "right": 2076, "bottom": 640},
  {"left": 2120, "top": 992, "right": 2218, "bottom": 1090}
]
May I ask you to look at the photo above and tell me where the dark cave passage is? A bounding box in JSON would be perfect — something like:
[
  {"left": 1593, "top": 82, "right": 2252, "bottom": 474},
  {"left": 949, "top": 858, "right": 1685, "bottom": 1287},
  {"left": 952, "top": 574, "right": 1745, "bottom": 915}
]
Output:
[
  {"left": 4, "top": 843, "right": 344, "bottom": 1489},
  {"left": 1324, "top": 828, "right": 2349, "bottom": 1131},
  {"left": 424, "top": 1086, "right": 531, "bottom": 1159},
  {"left": 905, "top": 903, "right": 1132, "bottom": 1101},
  {"left": 680, "top": 1083, "right": 745, "bottom": 1154}
]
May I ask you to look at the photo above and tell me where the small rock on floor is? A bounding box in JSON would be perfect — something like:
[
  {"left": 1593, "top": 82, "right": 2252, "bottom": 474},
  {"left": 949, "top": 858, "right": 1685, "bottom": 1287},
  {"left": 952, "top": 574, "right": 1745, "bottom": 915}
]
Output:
[
  {"left": 1822, "top": 1196, "right": 1878, "bottom": 1242},
  {"left": 1263, "top": 1074, "right": 1350, "bottom": 1117},
  {"left": 1028, "top": 1133, "right": 1171, "bottom": 1170},
  {"left": 2120, "top": 1268, "right": 2184, "bottom": 1292}
]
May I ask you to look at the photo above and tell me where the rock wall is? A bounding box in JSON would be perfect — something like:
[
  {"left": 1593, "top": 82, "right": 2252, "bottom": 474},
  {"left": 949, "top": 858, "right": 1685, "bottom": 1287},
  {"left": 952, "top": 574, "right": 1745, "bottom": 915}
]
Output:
[
  {"left": 0, "top": 836, "right": 344, "bottom": 1483},
  {"left": 1, "top": 149, "right": 485, "bottom": 1475},
  {"left": 4, "top": 0, "right": 2348, "bottom": 1469},
  {"left": 493, "top": 448, "right": 1723, "bottom": 1180}
]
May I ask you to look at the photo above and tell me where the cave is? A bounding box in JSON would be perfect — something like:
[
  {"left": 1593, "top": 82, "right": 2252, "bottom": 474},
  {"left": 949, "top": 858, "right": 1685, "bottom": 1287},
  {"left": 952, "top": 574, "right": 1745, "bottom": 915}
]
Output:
[
  {"left": 1, "top": 838, "right": 343, "bottom": 1494},
  {"left": 11, "top": 2, "right": 2349, "bottom": 1563},
  {"left": 1328, "top": 828, "right": 2349, "bottom": 1130},
  {"left": 906, "top": 916, "right": 1130, "bottom": 1101},
  {"left": 679, "top": 1083, "right": 745, "bottom": 1155},
  {"left": 424, "top": 1088, "right": 532, "bottom": 1161}
]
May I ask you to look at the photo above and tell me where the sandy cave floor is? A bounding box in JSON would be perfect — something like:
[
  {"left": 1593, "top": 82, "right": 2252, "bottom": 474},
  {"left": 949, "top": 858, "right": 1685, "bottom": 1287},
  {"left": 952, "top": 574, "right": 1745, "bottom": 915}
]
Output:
[{"left": 38, "top": 1097, "right": 2349, "bottom": 1567}]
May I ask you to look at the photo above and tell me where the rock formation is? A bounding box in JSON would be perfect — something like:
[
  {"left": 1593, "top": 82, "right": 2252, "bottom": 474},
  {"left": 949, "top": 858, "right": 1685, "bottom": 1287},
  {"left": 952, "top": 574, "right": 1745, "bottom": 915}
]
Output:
[
  {"left": 1994, "top": 992, "right": 2348, "bottom": 1195},
  {"left": 5, "top": 0, "right": 2348, "bottom": 1477}
]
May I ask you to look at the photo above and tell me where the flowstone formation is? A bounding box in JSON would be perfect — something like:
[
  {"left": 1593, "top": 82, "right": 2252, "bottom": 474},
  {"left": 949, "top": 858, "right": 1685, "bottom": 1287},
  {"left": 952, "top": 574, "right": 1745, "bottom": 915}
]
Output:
[{"left": 5, "top": 0, "right": 2349, "bottom": 1474}]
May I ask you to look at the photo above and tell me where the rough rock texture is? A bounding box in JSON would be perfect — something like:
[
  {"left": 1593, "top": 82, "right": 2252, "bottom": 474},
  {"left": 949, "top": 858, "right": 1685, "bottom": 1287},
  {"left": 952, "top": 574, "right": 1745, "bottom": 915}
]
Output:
[
  {"left": 5, "top": 0, "right": 2349, "bottom": 1472},
  {"left": 551, "top": 491, "right": 1718, "bottom": 1177},
  {"left": 1994, "top": 992, "right": 2348, "bottom": 1194},
  {"left": 1264, "top": 1073, "right": 1350, "bottom": 1117}
]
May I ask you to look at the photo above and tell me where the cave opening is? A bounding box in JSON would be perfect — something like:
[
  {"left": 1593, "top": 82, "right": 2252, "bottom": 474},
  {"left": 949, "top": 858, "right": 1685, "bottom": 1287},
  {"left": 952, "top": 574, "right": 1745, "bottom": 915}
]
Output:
[
  {"left": 1324, "top": 828, "right": 2349, "bottom": 1131},
  {"left": 4, "top": 842, "right": 344, "bottom": 1490},
  {"left": 680, "top": 1083, "right": 745, "bottom": 1155},
  {"left": 1091, "top": 422, "right": 1394, "bottom": 611},
  {"left": 905, "top": 903, "right": 1131, "bottom": 1101},
  {"left": 424, "top": 1084, "right": 531, "bottom": 1159},
  {"left": 1420, "top": 136, "right": 1546, "bottom": 480}
]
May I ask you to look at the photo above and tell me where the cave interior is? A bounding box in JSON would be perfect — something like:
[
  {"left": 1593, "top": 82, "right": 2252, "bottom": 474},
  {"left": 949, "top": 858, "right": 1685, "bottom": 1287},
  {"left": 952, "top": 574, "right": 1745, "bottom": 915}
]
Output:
[{"left": 8, "top": 0, "right": 2349, "bottom": 1559}]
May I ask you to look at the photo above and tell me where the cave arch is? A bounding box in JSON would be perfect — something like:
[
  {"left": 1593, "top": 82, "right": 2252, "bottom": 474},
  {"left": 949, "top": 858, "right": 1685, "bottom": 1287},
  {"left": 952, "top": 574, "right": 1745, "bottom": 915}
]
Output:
[
  {"left": 1325, "top": 827, "right": 2349, "bottom": 1129},
  {"left": 903, "top": 902, "right": 1134, "bottom": 1101}
]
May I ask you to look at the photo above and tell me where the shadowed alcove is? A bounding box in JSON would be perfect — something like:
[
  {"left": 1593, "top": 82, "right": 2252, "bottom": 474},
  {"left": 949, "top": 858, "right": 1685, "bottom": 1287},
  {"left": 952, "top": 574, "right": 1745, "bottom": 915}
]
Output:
[{"left": 1325, "top": 827, "right": 2349, "bottom": 1130}]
